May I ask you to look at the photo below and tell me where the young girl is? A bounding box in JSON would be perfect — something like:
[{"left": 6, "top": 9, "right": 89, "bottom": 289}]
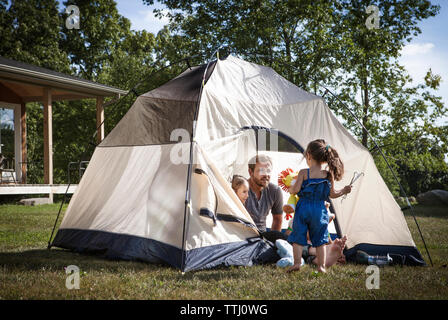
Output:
[
  {"left": 287, "top": 139, "right": 352, "bottom": 273},
  {"left": 231, "top": 175, "right": 249, "bottom": 205}
]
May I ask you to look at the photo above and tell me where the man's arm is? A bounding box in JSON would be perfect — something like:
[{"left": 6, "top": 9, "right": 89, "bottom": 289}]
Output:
[
  {"left": 270, "top": 185, "right": 284, "bottom": 232},
  {"left": 271, "top": 213, "right": 283, "bottom": 231}
]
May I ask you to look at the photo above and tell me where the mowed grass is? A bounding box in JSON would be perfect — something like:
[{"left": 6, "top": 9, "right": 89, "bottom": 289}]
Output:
[{"left": 0, "top": 203, "right": 447, "bottom": 300}]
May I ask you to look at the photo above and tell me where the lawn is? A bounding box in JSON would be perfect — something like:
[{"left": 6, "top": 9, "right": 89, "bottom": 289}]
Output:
[{"left": 0, "top": 203, "right": 447, "bottom": 300}]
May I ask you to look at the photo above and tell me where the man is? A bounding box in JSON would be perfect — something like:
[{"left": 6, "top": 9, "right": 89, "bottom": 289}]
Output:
[{"left": 245, "top": 154, "right": 287, "bottom": 243}]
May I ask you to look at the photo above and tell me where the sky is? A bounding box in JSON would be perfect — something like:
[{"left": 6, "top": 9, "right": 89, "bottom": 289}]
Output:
[
  {"left": 115, "top": 0, "right": 169, "bottom": 34},
  {"left": 398, "top": 0, "right": 448, "bottom": 126},
  {"left": 1, "top": 0, "right": 447, "bottom": 128}
]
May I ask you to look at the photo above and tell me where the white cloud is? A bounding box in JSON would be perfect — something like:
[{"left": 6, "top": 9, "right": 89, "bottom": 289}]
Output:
[{"left": 401, "top": 42, "right": 435, "bottom": 56}]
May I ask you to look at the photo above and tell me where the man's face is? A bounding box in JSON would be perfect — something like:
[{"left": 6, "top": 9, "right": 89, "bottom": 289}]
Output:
[{"left": 249, "top": 162, "right": 272, "bottom": 188}]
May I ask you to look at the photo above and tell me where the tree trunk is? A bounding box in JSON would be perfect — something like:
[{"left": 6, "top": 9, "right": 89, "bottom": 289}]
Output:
[{"left": 283, "top": 28, "right": 293, "bottom": 81}]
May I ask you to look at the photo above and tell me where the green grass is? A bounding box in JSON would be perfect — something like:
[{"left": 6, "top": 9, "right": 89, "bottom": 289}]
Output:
[{"left": 0, "top": 203, "right": 447, "bottom": 300}]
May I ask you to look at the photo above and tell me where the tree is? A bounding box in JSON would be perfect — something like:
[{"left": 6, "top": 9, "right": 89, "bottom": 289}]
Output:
[
  {"left": 327, "top": 1, "right": 446, "bottom": 195},
  {"left": 61, "top": 0, "right": 133, "bottom": 80},
  {"left": 61, "top": 1, "right": 161, "bottom": 134},
  {"left": 370, "top": 68, "right": 448, "bottom": 196},
  {"left": 0, "top": 114, "right": 14, "bottom": 163},
  {"left": 144, "top": 0, "right": 342, "bottom": 89},
  {"left": 97, "top": 28, "right": 160, "bottom": 133},
  {"left": 144, "top": 1, "right": 443, "bottom": 141},
  {"left": 0, "top": 0, "right": 70, "bottom": 72},
  {"left": 328, "top": 0, "right": 441, "bottom": 148}
]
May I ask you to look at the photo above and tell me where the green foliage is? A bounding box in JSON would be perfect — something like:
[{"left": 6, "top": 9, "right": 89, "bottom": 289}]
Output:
[
  {"left": 0, "top": 119, "right": 14, "bottom": 163},
  {"left": 23, "top": 103, "right": 44, "bottom": 184},
  {"left": 0, "top": 0, "right": 70, "bottom": 72},
  {"left": 146, "top": 0, "right": 342, "bottom": 90},
  {"left": 323, "top": 0, "right": 446, "bottom": 195},
  {"left": 375, "top": 130, "right": 448, "bottom": 196},
  {"left": 61, "top": 0, "right": 132, "bottom": 80}
]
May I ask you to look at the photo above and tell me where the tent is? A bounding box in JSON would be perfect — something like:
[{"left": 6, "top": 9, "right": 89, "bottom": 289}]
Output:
[{"left": 51, "top": 55, "right": 425, "bottom": 271}]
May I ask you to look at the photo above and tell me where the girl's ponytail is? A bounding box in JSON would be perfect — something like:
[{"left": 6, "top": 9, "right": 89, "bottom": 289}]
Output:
[
  {"left": 305, "top": 139, "right": 345, "bottom": 181},
  {"left": 325, "top": 145, "right": 344, "bottom": 181}
]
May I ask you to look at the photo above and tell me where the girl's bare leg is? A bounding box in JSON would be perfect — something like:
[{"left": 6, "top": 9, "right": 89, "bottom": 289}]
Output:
[
  {"left": 316, "top": 245, "right": 327, "bottom": 273},
  {"left": 287, "top": 243, "right": 303, "bottom": 273}
]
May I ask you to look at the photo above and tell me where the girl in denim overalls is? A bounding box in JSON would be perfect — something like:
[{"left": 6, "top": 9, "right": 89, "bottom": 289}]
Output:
[{"left": 287, "top": 139, "right": 352, "bottom": 273}]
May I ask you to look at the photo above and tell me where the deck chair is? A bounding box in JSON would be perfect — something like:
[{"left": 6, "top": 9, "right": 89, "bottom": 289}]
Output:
[{"left": 0, "top": 154, "right": 17, "bottom": 184}]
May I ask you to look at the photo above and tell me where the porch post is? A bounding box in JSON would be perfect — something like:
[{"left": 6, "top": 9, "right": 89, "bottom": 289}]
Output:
[
  {"left": 13, "top": 104, "right": 22, "bottom": 183},
  {"left": 21, "top": 102, "right": 26, "bottom": 184},
  {"left": 96, "top": 96, "right": 104, "bottom": 144},
  {"left": 43, "top": 88, "right": 53, "bottom": 202}
]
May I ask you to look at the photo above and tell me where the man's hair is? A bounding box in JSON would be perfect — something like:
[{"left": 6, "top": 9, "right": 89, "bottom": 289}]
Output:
[{"left": 248, "top": 154, "right": 273, "bottom": 172}]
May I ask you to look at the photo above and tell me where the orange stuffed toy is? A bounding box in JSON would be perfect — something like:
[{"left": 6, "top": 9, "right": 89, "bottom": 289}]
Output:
[{"left": 278, "top": 168, "right": 300, "bottom": 220}]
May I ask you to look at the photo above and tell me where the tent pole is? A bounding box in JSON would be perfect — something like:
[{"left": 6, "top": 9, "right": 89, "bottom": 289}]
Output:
[
  {"left": 47, "top": 184, "right": 70, "bottom": 249},
  {"left": 181, "top": 46, "right": 224, "bottom": 272}
]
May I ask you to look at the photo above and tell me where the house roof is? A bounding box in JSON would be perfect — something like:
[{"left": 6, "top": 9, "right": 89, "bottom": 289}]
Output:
[{"left": 0, "top": 56, "right": 128, "bottom": 103}]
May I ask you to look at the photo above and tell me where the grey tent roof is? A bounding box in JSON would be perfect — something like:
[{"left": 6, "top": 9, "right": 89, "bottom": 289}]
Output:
[
  {"left": 100, "top": 60, "right": 216, "bottom": 147},
  {"left": 142, "top": 61, "right": 216, "bottom": 102}
]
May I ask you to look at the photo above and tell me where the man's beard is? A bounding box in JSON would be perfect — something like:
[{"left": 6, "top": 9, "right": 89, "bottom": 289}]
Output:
[{"left": 253, "top": 176, "right": 269, "bottom": 188}]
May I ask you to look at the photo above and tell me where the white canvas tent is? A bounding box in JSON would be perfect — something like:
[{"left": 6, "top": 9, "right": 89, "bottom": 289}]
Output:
[{"left": 51, "top": 55, "right": 425, "bottom": 271}]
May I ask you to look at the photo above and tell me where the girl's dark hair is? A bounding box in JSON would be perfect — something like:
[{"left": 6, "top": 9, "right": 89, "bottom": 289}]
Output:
[
  {"left": 231, "top": 175, "right": 248, "bottom": 191},
  {"left": 305, "top": 139, "right": 344, "bottom": 181}
]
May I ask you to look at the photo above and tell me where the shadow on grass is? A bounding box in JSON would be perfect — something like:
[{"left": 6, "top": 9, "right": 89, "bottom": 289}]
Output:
[
  {"left": 0, "top": 248, "right": 167, "bottom": 272},
  {"left": 0, "top": 248, "right": 262, "bottom": 281},
  {"left": 403, "top": 205, "right": 448, "bottom": 219}
]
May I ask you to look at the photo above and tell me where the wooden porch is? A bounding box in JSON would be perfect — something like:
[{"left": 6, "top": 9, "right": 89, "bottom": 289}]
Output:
[
  {"left": 0, "top": 184, "right": 77, "bottom": 196},
  {"left": 0, "top": 56, "right": 127, "bottom": 200}
]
